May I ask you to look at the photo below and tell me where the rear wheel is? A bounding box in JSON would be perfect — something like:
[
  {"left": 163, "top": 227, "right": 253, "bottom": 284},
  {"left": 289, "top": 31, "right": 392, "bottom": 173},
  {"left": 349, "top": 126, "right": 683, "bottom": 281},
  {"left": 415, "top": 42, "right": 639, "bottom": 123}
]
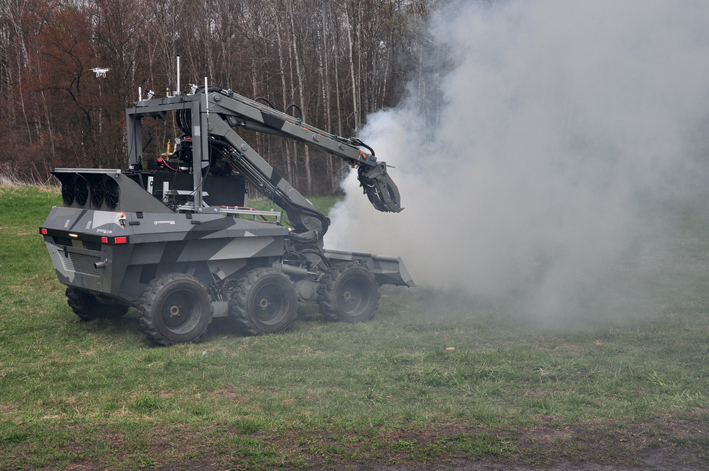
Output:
[
  {"left": 137, "top": 273, "right": 212, "bottom": 346},
  {"left": 317, "top": 262, "right": 380, "bottom": 323},
  {"left": 66, "top": 287, "right": 129, "bottom": 321},
  {"left": 229, "top": 268, "right": 298, "bottom": 336}
]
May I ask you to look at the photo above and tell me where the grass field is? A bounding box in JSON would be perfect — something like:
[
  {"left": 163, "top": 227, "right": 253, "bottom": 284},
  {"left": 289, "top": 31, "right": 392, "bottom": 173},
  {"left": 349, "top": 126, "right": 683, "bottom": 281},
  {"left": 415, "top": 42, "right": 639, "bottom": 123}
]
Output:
[{"left": 1, "top": 185, "right": 708, "bottom": 470}]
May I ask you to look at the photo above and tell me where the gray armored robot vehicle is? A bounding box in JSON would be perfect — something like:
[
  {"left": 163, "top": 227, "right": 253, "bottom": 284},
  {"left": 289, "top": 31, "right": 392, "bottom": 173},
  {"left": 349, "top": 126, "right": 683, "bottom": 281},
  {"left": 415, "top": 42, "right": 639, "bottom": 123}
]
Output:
[{"left": 40, "top": 86, "right": 413, "bottom": 345}]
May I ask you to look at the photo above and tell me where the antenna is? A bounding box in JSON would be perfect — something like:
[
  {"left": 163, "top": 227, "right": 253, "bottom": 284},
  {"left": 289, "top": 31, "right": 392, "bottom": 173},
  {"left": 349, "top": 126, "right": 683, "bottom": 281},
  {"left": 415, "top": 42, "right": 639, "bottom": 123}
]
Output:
[{"left": 176, "top": 55, "right": 181, "bottom": 96}]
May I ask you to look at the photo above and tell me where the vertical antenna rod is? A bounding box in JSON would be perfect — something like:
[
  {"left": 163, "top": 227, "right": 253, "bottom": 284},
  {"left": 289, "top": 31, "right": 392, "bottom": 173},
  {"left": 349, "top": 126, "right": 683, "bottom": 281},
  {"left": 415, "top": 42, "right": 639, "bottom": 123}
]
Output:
[
  {"left": 176, "top": 55, "right": 181, "bottom": 95},
  {"left": 204, "top": 77, "right": 209, "bottom": 118}
]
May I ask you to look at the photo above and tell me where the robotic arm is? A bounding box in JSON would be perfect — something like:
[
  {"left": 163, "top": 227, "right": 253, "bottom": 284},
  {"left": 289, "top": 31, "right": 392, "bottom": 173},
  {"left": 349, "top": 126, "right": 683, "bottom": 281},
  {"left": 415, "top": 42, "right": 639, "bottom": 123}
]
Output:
[{"left": 194, "top": 88, "right": 402, "bottom": 242}]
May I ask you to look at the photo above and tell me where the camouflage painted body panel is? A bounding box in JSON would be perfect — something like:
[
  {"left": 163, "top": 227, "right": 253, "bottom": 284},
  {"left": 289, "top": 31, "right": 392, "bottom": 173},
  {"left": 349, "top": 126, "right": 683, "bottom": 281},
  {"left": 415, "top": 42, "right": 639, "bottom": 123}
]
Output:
[{"left": 42, "top": 205, "right": 288, "bottom": 304}]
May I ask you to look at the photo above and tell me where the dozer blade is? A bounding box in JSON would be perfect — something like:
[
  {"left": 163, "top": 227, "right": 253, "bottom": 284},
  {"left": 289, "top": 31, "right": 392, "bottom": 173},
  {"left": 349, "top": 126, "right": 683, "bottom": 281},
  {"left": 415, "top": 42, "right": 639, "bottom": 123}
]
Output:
[
  {"left": 358, "top": 162, "right": 403, "bottom": 213},
  {"left": 323, "top": 249, "right": 416, "bottom": 287}
]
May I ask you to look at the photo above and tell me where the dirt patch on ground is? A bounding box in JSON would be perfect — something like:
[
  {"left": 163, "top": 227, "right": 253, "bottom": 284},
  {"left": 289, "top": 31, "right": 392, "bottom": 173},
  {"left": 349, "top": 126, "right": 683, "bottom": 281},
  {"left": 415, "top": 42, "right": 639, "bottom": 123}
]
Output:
[
  {"left": 520, "top": 425, "right": 574, "bottom": 447},
  {"left": 3, "top": 418, "right": 707, "bottom": 470}
]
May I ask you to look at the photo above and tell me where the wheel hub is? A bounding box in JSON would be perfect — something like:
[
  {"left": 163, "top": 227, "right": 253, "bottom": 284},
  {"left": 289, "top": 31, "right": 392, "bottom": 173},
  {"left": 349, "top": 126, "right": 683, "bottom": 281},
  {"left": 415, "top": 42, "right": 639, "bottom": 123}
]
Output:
[
  {"left": 161, "top": 290, "right": 197, "bottom": 330},
  {"left": 339, "top": 278, "right": 369, "bottom": 314},
  {"left": 251, "top": 281, "right": 288, "bottom": 323}
]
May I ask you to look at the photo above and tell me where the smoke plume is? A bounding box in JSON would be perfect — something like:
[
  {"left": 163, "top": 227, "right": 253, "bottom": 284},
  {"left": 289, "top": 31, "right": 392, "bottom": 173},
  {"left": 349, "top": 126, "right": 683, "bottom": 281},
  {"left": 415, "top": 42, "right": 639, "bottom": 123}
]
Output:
[{"left": 327, "top": 0, "right": 709, "bottom": 327}]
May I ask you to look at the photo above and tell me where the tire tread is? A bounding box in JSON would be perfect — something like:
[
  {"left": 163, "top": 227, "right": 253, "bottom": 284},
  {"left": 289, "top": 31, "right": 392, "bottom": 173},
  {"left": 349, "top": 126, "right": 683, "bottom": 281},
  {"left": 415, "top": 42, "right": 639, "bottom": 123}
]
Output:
[
  {"left": 66, "top": 287, "right": 129, "bottom": 321},
  {"left": 229, "top": 267, "right": 297, "bottom": 336},
  {"left": 137, "top": 273, "right": 212, "bottom": 346},
  {"left": 317, "top": 261, "right": 380, "bottom": 323}
]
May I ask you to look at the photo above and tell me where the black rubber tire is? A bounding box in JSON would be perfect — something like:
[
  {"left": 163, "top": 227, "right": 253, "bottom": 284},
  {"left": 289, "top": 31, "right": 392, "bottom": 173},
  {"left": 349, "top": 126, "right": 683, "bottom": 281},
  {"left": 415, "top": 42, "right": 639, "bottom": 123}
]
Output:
[
  {"left": 229, "top": 268, "right": 298, "bottom": 336},
  {"left": 317, "top": 262, "right": 380, "bottom": 323},
  {"left": 137, "top": 273, "right": 212, "bottom": 346},
  {"left": 66, "top": 286, "right": 129, "bottom": 321}
]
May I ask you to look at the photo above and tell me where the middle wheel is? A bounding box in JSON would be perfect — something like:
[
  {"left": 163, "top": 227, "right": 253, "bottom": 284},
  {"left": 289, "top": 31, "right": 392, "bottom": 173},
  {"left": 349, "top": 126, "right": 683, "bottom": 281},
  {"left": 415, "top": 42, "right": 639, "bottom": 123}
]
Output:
[
  {"left": 317, "top": 261, "right": 380, "bottom": 323},
  {"left": 229, "top": 267, "right": 298, "bottom": 335}
]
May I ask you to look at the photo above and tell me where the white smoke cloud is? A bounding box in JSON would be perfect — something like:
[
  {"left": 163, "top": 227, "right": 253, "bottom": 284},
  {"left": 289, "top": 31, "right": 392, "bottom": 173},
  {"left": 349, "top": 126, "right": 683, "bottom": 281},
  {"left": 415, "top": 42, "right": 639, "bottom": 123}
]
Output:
[{"left": 327, "top": 0, "right": 709, "bottom": 324}]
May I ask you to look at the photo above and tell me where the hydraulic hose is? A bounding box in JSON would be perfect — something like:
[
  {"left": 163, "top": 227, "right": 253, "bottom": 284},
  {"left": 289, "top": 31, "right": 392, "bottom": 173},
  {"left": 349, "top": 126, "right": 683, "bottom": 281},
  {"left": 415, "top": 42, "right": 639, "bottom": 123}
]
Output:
[
  {"left": 217, "top": 136, "right": 330, "bottom": 242},
  {"left": 254, "top": 97, "right": 277, "bottom": 109}
]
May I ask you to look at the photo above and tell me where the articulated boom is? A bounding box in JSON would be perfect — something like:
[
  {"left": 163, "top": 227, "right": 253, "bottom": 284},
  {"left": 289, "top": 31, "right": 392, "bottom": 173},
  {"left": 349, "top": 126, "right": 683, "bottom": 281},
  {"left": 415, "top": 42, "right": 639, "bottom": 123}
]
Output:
[{"left": 127, "top": 88, "right": 402, "bottom": 244}]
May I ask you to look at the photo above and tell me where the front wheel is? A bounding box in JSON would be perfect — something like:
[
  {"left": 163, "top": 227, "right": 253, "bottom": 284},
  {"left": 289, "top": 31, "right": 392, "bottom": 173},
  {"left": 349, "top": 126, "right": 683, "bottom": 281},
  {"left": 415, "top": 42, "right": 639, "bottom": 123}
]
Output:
[
  {"left": 66, "top": 287, "right": 129, "bottom": 321},
  {"left": 137, "top": 273, "right": 212, "bottom": 346},
  {"left": 229, "top": 268, "right": 298, "bottom": 336},
  {"left": 317, "top": 262, "right": 380, "bottom": 323}
]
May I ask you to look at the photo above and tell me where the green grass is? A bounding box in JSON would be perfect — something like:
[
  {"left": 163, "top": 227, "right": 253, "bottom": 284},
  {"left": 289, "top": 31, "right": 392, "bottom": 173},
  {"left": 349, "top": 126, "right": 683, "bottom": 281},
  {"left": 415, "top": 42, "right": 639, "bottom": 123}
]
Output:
[{"left": 1, "top": 185, "right": 709, "bottom": 469}]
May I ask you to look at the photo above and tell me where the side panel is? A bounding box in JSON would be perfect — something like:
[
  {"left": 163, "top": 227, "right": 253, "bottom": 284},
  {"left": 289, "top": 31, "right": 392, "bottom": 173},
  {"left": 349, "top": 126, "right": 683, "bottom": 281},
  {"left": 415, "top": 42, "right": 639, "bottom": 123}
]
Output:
[{"left": 41, "top": 205, "right": 289, "bottom": 304}]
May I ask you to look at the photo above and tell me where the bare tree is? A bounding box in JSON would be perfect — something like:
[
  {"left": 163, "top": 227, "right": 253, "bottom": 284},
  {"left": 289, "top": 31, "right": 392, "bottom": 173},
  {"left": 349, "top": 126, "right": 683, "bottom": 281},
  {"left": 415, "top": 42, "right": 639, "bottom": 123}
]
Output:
[{"left": 0, "top": 0, "right": 437, "bottom": 192}]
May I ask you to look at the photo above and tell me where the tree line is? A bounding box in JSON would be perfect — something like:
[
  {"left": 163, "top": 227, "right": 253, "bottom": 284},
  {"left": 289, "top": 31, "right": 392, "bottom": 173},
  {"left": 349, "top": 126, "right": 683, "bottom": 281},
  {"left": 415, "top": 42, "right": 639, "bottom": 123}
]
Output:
[{"left": 0, "top": 0, "right": 443, "bottom": 195}]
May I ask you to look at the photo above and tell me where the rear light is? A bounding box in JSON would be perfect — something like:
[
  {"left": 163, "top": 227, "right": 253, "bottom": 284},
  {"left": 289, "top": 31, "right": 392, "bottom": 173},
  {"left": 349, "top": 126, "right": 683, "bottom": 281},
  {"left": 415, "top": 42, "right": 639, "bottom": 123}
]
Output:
[
  {"left": 100, "top": 236, "right": 128, "bottom": 244},
  {"left": 39, "top": 231, "right": 128, "bottom": 245}
]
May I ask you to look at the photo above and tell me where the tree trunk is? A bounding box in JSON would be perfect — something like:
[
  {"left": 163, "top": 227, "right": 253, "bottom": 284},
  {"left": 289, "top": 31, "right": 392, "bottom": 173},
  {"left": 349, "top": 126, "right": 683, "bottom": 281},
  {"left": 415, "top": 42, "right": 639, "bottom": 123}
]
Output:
[
  {"left": 289, "top": 2, "right": 311, "bottom": 195},
  {"left": 286, "top": 16, "right": 299, "bottom": 190},
  {"left": 7, "top": 7, "right": 32, "bottom": 145},
  {"left": 334, "top": 29, "right": 343, "bottom": 138},
  {"left": 333, "top": 18, "right": 346, "bottom": 182},
  {"left": 321, "top": 6, "right": 333, "bottom": 192},
  {"left": 356, "top": 1, "right": 363, "bottom": 125},
  {"left": 344, "top": 2, "right": 358, "bottom": 133},
  {"left": 275, "top": 10, "right": 293, "bottom": 183}
]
